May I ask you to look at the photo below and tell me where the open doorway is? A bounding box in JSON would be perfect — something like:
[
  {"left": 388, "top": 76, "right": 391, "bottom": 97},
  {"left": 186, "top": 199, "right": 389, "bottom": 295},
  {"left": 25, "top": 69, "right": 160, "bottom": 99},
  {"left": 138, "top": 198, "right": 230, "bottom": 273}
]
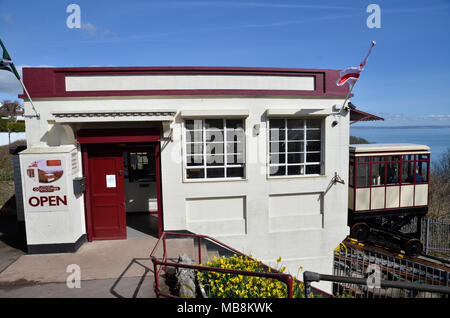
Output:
[
  {"left": 78, "top": 128, "right": 163, "bottom": 242},
  {"left": 121, "top": 144, "right": 160, "bottom": 238}
]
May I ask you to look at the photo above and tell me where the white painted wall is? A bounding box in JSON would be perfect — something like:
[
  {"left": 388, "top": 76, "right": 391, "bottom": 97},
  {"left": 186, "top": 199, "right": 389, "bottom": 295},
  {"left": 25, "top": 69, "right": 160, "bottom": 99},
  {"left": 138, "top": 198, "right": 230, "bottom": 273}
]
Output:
[
  {"left": 65, "top": 74, "right": 315, "bottom": 91},
  {"left": 22, "top": 75, "right": 350, "bottom": 292}
]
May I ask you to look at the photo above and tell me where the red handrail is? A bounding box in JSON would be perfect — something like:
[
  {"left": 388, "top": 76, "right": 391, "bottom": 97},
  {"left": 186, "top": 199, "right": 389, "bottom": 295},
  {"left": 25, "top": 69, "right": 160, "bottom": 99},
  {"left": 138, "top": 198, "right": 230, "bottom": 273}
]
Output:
[{"left": 150, "top": 231, "right": 330, "bottom": 298}]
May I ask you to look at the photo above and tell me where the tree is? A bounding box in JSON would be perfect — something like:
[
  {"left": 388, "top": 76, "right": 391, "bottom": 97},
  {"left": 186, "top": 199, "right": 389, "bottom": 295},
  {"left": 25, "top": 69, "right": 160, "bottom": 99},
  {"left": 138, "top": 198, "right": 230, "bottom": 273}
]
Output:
[
  {"left": 350, "top": 136, "right": 371, "bottom": 144},
  {"left": 428, "top": 148, "right": 450, "bottom": 221}
]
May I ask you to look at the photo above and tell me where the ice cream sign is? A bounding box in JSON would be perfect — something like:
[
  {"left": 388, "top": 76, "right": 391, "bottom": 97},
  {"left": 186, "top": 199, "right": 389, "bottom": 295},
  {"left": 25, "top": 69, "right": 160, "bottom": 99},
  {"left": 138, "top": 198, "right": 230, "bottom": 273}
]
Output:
[{"left": 23, "top": 157, "right": 69, "bottom": 211}]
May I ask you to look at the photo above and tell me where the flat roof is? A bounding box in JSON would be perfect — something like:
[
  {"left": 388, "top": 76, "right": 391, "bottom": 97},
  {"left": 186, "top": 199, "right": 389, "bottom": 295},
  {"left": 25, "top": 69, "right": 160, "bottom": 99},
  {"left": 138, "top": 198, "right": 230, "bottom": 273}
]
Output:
[{"left": 350, "top": 143, "right": 430, "bottom": 153}]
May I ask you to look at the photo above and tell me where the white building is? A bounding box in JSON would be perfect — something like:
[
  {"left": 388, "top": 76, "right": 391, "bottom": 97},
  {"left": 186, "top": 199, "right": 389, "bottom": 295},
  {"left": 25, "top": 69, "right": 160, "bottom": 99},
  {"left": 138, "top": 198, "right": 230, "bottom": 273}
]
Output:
[{"left": 18, "top": 66, "right": 351, "bottom": 291}]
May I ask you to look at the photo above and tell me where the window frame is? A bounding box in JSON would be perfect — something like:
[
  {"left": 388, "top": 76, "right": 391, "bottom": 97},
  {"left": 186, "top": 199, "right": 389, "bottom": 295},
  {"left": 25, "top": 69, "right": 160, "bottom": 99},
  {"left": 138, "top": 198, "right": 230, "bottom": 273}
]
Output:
[
  {"left": 183, "top": 118, "right": 247, "bottom": 182},
  {"left": 267, "top": 117, "right": 324, "bottom": 178},
  {"left": 353, "top": 154, "right": 430, "bottom": 189}
]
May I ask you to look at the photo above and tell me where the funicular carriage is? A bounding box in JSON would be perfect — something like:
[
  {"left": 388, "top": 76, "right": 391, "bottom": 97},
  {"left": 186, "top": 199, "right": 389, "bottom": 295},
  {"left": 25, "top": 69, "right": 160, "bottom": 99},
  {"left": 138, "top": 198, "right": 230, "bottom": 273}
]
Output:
[{"left": 348, "top": 144, "right": 430, "bottom": 256}]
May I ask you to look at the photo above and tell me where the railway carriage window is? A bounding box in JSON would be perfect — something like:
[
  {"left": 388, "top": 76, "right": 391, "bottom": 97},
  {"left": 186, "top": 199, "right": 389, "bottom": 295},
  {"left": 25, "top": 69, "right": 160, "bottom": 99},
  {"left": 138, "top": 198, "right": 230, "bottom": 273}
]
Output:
[
  {"left": 356, "top": 163, "right": 370, "bottom": 187},
  {"left": 415, "top": 161, "right": 428, "bottom": 183},
  {"left": 402, "top": 155, "right": 414, "bottom": 161},
  {"left": 386, "top": 162, "right": 399, "bottom": 184},
  {"left": 349, "top": 160, "right": 355, "bottom": 187},
  {"left": 371, "top": 162, "right": 385, "bottom": 186},
  {"left": 357, "top": 157, "right": 369, "bottom": 163},
  {"left": 401, "top": 161, "right": 415, "bottom": 184},
  {"left": 372, "top": 156, "right": 384, "bottom": 163},
  {"left": 417, "top": 154, "right": 429, "bottom": 161}
]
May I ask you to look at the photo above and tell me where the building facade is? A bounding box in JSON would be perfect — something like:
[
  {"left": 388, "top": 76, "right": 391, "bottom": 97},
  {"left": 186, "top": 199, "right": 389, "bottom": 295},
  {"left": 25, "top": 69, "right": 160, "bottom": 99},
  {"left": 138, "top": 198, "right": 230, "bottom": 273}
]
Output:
[{"left": 18, "top": 66, "right": 351, "bottom": 290}]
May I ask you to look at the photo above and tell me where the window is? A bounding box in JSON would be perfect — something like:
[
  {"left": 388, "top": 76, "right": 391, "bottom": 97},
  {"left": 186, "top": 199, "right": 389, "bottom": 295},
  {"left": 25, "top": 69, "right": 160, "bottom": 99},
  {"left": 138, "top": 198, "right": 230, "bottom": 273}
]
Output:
[
  {"left": 357, "top": 162, "right": 370, "bottom": 187},
  {"left": 386, "top": 162, "right": 399, "bottom": 184},
  {"left": 354, "top": 154, "right": 430, "bottom": 188},
  {"left": 416, "top": 161, "right": 428, "bottom": 183},
  {"left": 269, "top": 118, "right": 322, "bottom": 177},
  {"left": 349, "top": 159, "right": 355, "bottom": 187},
  {"left": 401, "top": 160, "right": 415, "bottom": 184},
  {"left": 185, "top": 119, "right": 245, "bottom": 180},
  {"left": 128, "top": 151, "right": 155, "bottom": 182},
  {"left": 371, "top": 162, "right": 385, "bottom": 186}
]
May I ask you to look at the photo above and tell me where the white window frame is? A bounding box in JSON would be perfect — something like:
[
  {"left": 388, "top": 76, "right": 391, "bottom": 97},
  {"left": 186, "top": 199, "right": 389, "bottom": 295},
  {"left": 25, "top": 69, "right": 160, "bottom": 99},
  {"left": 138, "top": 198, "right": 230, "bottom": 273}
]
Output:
[
  {"left": 267, "top": 118, "right": 323, "bottom": 178},
  {"left": 183, "top": 118, "right": 246, "bottom": 181}
]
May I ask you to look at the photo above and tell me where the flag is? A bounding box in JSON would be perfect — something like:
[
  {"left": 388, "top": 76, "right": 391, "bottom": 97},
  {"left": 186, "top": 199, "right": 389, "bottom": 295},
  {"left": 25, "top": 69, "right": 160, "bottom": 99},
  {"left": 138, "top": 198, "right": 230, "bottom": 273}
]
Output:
[
  {"left": 336, "top": 66, "right": 362, "bottom": 87},
  {"left": 337, "top": 41, "right": 376, "bottom": 87},
  {"left": 0, "top": 39, "right": 21, "bottom": 80}
]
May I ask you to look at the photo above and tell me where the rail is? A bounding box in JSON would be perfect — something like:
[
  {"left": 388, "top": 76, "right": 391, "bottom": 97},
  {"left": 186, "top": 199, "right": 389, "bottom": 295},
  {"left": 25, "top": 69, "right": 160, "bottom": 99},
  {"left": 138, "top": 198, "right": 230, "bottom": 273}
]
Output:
[
  {"left": 149, "top": 231, "right": 329, "bottom": 298},
  {"left": 303, "top": 271, "right": 450, "bottom": 298},
  {"left": 333, "top": 237, "right": 450, "bottom": 298}
]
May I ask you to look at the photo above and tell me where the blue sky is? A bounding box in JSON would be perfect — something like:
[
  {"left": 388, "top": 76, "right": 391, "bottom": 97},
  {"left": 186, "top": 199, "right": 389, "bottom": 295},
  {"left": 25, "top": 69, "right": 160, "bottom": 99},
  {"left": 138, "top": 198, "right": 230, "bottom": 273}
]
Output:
[{"left": 1, "top": 0, "right": 449, "bottom": 126}]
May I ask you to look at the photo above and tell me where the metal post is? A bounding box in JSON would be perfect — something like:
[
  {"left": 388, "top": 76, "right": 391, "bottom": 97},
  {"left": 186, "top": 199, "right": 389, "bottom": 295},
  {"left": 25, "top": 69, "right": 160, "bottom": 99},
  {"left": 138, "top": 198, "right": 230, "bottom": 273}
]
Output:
[
  {"left": 285, "top": 275, "right": 293, "bottom": 298},
  {"left": 425, "top": 218, "right": 430, "bottom": 255},
  {"left": 198, "top": 237, "right": 202, "bottom": 264},
  {"left": 153, "top": 262, "right": 160, "bottom": 299},
  {"left": 303, "top": 271, "right": 321, "bottom": 298},
  {"left": 304, "top": 281, "right": 312, "bottom": 299}
]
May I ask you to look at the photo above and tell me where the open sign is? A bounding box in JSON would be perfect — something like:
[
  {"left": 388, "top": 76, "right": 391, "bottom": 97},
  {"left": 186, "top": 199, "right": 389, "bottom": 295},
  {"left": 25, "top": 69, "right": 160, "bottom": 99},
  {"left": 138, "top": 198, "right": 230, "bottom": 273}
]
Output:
[{"left": 29, "top": 195, "right": 68, "bottom": 207}]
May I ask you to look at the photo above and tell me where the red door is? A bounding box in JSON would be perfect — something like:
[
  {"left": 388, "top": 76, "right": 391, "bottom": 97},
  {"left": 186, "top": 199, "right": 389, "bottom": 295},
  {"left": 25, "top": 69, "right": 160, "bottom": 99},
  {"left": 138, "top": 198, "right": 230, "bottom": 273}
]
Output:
[{"left": 87, "top": 150, "right": 126, "bottom": 240}]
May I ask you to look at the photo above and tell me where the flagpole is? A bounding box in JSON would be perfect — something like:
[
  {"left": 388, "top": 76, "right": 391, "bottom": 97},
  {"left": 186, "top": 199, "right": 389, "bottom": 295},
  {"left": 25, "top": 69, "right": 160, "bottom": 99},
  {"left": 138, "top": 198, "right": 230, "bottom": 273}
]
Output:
[
  {"left": 18, "top": 78, "right": 40, "bottom": 119},
  {"left": 342, "top": 82, "right": 355, "bottom": 111},
  {"left": 341, "top": 41, "right": 376, "bottom": 111}
]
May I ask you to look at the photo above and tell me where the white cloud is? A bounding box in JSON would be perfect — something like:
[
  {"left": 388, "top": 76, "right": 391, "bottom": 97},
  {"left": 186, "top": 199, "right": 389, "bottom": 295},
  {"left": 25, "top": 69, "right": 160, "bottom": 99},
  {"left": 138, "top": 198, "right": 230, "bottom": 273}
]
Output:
[{"left": 80, "top": 22, "right": 112, "bottom": 37}]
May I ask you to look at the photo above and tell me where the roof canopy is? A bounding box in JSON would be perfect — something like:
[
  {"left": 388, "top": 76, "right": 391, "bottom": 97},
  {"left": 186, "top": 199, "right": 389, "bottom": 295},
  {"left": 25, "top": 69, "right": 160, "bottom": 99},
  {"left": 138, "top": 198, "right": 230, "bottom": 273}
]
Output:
[{"left": 349, "top": 103, "right": 384, "bottom": 125}]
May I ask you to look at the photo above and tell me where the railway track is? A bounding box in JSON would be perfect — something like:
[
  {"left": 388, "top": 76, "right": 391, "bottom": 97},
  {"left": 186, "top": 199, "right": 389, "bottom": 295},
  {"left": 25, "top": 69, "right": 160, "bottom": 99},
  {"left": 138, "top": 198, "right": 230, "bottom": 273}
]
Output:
[{"left": 335, "top": 237, "right": 450, "bottom": 287}]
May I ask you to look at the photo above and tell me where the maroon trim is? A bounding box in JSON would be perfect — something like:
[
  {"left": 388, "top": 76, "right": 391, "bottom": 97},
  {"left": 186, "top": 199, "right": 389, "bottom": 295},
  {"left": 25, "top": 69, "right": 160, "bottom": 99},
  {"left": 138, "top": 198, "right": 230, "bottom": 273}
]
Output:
[
  {"left": 82, "top": 146, "right": 93, "bottom": 242},
  {"left": 350, "top": 108, "right": 384, "bottom": 125},
  {"left": 352, "top": 205, "right": 428, "bottom": 214},
  {"left": 77, "top": 128, "right": 161, "bottom": 144},
  {"left": 19, "top": 66, "right": 350, "bottom": 99}
]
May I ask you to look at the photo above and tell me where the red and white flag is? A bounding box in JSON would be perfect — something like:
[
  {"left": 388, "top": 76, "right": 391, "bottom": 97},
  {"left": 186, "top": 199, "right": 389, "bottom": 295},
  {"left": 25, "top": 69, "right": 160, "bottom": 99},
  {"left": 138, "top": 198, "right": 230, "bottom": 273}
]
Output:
[{"left": 337, "top": 41, "right": 375, "bottom": 87}]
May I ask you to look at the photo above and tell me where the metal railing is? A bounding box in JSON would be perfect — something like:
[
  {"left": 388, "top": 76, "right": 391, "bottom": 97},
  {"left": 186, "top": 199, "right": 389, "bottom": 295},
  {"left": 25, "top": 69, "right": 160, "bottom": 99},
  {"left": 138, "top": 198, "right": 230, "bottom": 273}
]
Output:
[
  {"left": 402, "top": 218, "right": 450, "bottom": 255},
  {"left": 304, "top": 271, "right": 450, "bottom": 298},
  {"left": 149, "top": 231, "right": 329, "bottom": 298},
  {"left": 333, "top": 238, "right": 450, "bottom": 298}
]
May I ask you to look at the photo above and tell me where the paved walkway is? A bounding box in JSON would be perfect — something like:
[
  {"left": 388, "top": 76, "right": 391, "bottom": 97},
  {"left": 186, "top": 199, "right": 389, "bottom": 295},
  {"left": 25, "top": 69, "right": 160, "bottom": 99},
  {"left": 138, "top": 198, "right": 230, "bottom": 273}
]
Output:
[{"left": 0, "top": 235, "right": 160, "bottom": 298}]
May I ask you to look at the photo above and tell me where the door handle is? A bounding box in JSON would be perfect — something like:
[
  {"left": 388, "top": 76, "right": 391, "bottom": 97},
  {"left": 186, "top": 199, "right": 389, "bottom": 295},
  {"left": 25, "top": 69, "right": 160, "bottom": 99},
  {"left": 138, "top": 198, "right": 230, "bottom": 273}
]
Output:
[{"left": 118, "top": 170, "right": 123, "bottom": 176}]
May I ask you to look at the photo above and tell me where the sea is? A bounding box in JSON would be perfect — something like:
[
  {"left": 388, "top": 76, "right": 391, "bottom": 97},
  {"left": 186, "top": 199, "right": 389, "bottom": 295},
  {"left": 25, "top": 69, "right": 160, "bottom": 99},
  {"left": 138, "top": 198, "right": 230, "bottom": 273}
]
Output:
[{"left": 350, "top": 125, "right": 450, "bottom": 165}]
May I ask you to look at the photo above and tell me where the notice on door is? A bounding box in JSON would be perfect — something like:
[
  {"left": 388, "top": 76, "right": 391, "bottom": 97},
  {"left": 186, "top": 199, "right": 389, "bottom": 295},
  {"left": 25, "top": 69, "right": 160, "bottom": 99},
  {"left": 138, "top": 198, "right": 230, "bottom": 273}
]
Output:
[{"left": 106, "top": 174, "right": 116, "bottom": 188}]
